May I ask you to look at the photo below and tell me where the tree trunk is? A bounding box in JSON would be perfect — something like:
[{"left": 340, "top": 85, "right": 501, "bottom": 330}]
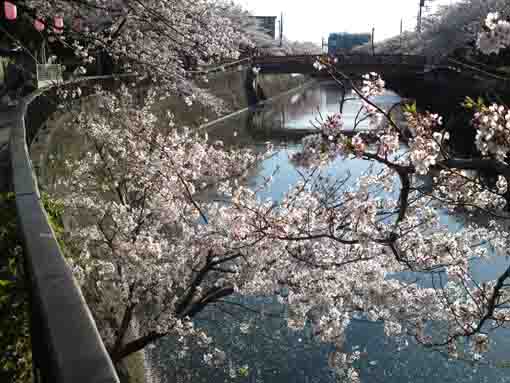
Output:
[
  {"left": 111, "top": 287, "right": 234, "bottom": 363},
  {"left": 111, "top": 331, "right": 166, "bottom": 363}
]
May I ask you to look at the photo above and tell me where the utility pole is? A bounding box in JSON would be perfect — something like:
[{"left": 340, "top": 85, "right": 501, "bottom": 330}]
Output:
[
  {"left": 417, "top": 0, "right": 424, "bottom": 34},
  {"left": 400, "top": 18, "right": 403, "bottom": 50},
  {"left": 279, "top": 12, "right": 283, "bottom": 47},
  {"left": 371, "top": 27, "right": 375, "bottom": 55},
  {"left": 322, "top": 37, "right": 329, "bottom": 54}
]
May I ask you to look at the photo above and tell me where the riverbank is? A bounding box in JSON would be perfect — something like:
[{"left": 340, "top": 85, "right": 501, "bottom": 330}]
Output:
[{"left": 151, "top": 70, "right": 310, "bottom": 129}]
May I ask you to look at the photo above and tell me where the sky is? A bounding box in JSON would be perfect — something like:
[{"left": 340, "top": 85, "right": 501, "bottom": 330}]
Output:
[{"left": 238, "top": 0, "right": 458, "bottom": 44}]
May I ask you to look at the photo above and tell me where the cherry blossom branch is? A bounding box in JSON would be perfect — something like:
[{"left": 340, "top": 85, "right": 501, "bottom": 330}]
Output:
[
  {"left": 111, "top": 330, "right": 168, "bottom": 362},
  {"left": 175, "top": 250, "right": 215, "bottom": 316},
  {"left": 112, "top": 287, "right": 136, "bottom": 356},
  {"left": 175, "top": 170, "right": 209, "bottom": 224},
  {"left": 325, "top": 66, "right": 401, "bottom": 133},
  {"left": 181, "top": 286, "right": 235, "bottom": 318}
]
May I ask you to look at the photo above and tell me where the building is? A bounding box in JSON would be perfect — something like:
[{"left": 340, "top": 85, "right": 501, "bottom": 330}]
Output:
[
  {"left": 251, "top": 16, "right": 277, "bottom": 39},
  {"left": 327, "top": 33, "right": 371, "bottom": 55}
]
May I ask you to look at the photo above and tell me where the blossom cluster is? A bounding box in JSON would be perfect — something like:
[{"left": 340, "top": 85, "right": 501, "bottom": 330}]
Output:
[
  {"left": 477, "top": 12, "right": 510, "bottom": 54},
  {"left": 360, "top": 72, "right": 385, "bottom": 98},
  {"left": 58, "top": 88, "right": 263, "bottom": 357},
  {"left": 291, "top": 114, "right": 353, "bottom": 167},
  {"left": 473, "top": 103, "right": 510, "bottom": 162},
  {"left": 313, "top": 56, "right": 337, "bottom": 71},
  {"left": 432, "top": 169, "right": 508, "bottom": 211},
  {"left": 321, "top": 113, "right": 345, "bottom": 138},
  {"left": 405, "top": 110, "right": 448, "bottom": 174}
]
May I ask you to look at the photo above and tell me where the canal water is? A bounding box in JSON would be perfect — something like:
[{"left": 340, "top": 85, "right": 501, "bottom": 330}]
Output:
[{"left": 150, "top": 81, "right": 510, "bottom": 383}]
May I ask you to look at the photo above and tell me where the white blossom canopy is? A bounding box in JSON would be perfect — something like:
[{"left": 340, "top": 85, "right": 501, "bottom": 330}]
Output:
[{"left": 36, "top": 5, "right": 510, "bottom": 382}]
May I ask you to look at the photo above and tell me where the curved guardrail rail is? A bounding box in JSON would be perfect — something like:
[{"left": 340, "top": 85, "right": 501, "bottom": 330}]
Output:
[{"left": 9, "top": 76, "right": 136, "bottom": 383}]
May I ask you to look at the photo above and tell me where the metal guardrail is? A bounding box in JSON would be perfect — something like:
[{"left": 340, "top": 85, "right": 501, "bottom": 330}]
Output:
[{"left": 10, "top": 76, "right": 136, "bottom": 383}]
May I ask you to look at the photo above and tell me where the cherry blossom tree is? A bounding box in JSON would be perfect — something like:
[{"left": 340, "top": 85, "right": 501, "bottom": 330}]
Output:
[
  {"left": 477, "top": 11, "right": 510, "bottom": 55},
  {"left": 53, "top": 84, "right": 271, "bottom": 364},
  {"left": 56, "top": 71, "right": 510, "bottom": 380},
  {"left": 356, "top": 0, "right": 510, "bottom": 57},
  {"left": 10, "top": 0, "right": 252, "bottom": 99},
  {"left": 40, "top": 7, "right": 510, "bottom": 383},
  {"left": 285, "top": 28, "right": 510, "bottom": 375}
]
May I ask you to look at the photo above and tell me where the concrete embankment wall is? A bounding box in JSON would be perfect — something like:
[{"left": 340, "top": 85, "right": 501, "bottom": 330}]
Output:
[{"left": 151, "top": 70, "right": 308, "bottom": 128}]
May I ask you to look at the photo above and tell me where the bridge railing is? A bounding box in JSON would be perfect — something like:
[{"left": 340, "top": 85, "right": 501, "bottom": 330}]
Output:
[
  {"left": 252, "top": 54, "right": 442, "bottom": 68},
  {"left": 11, "top": 76, "right": 139, "bottom": 383}
]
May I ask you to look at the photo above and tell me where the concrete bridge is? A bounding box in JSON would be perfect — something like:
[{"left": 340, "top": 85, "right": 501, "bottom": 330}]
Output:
[{"left": 252, "top": 54, "right": 445, "bottom": 76}]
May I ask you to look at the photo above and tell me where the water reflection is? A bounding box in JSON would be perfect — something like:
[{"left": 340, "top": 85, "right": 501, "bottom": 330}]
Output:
[{"left": 206, "top": 81, "right": 402, "bottom": 147}]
